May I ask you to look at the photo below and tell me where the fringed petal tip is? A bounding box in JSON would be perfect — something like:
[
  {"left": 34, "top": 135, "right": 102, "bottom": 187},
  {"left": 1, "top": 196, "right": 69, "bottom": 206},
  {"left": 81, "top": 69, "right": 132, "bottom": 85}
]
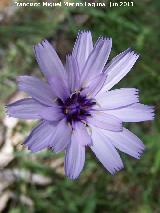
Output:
[
  {"left": 129, "top": 144, "right": 145, "bottom": 160},
  {"left": 38, "top": 39, "right": 55, "bottom": 49},
  {"left": 4, "top": 105, "right": 10, "bottom": 117},
  {"left": 41, "top": 39, "right": 48, "bottom": 46},
  {"left": 65, "top": 169, "right": 81, "bottom": 180},
  {"left": 5, "top": 104, "right": 15, "bottom": 118},
  {"left": 129, "top": 88, "right": 139, "bottom": 103},
  {"left": 125, "top": 48, "right": 140, "bottom": 58},
  {"left": 94, "top": 37, "right": 112, "bottom": 49},
  {"left": 26, "top": 145, "right": 40, "bottom": 153},
  {"left": 27, "top": 145, "right": 49, "bottom": 153},
  {"left": 77, "top": 30, "right": 91, "bottom": 36},
  {"left": 72, "top": 31, "right": 93, "bottom": 69},
  {"left": 100, "top": 46, "right": 140, "bottom": 92},
  {"left": 23, "top": 142, "right": 50, "bottom": 153},
  {"left": 49, "top": 146, "right": 63, "bottom": 155},
  {"left": 68, "top": 176, "right": 80, "bottom": 180},
  {"left": 96, "top": 36, "right": 112, "bottom": 42},
  {"left": 110, "top": 164, "right": 124, "bottom": 176},
  {"left": 34, "top": 39, "right": 48, "bottom": 48},
  {"left": 121, "top": 50, "right": 140, "bottom": 65},
  {"left": 129, "top": 50, "right": 140, "bottom": 59},
  {"left": 135, "top": 149, "right": 145, "bottom": 160},
  {"left": 140, "top": 105, "right": 155, "bottom": 120},
  {"left": 66, "top": 53, "right": 71, "bottom": 59},
  {"left": 33, "top": 43, "right": 42, "bottom": 52},
  {"left": 150, "top": 106, "right": 155, "bottom": 116},
  {"left": 73, "top": 30, "right": 92, "bottom": 50},
  {"left": 125, "top": 47, "right": 132, "bottom": 53},
  {"left": 23, "top": 121, "right": 58, "bottom": 153}
]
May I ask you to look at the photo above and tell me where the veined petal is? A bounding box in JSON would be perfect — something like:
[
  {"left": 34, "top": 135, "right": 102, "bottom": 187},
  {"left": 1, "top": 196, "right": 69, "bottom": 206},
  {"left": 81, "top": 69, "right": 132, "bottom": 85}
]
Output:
[
  {"left": 87, "top": 111, "right": 122, "bottom": 132},
  {"left": 104, "top": 48, "right": 131, "bottom": 71},
  {"left": 105, "top": 103, "right": 154, "bottom": 122},
  {"left": 72, "top": 30, "right": 93, "bottom": 72},
  {"left": 17, "top": 76, "right": 55, "bottom": 106},
  {"left": 34, "top": 40, "right": 70, "bottom": 101},
  {"left": 81, "top": 37, "right": 112, "bottom": 85},
  {"left": 100, "top": 49, "right": 139, "bottom": 92},
  {"left": 101, "top": 128, "right": 145, "bottom": 159},
  {"left": 82, "top": 73, "right": 107, "bottom": 97},
  {"left": 72, "top": 122, "right": 92, "bottom": 146},
  {"left": 64, "top": 133, "right": 85, "bottom": 180},
  {"left": 24, "top": 121, "right": 57, "bottom": 153},
  {"left": 6, "top": 98, "right": 45, "bottom": 120},
  {"left": 66, "top": 55, "right": 80, "bottom": 92},
  {"left": 34, "top": 40, "right": 66, "bottom": 81},
  {"left": 90, "top": 127, "right": 124, "bottom": 175},
  {"left": 96, "top": 88, "right": 139, "bottom": 109},
  {"left": 48, "top": 75, "right": 70, "bottom": 101},
  {"left": 39, "top": 106, "right": 64, "bottom": 121},
  {"left": 50, "top": 119, "right": 72, "bottom": 153}
]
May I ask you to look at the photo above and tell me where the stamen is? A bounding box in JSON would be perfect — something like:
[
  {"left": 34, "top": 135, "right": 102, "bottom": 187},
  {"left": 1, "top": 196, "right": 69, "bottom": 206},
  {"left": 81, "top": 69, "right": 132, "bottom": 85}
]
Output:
[
  {"left": 57, "top": 92, "right": 96, "bottom": 124},
  {"left": 81, "top": 120, "right": 87, "bottom": 126},
  {"left": 70, "top": 89, "right": 81, "bottom": 98},
  {"left": 65, "top": 109, "right": 69, "bottom": 114}
]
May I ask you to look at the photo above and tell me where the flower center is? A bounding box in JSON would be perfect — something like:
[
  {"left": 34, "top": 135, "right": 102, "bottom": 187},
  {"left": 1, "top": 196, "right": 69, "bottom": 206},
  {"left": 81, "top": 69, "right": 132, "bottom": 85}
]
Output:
[{"left": 57, "top": 92, "right": 96, "bottom": 124}]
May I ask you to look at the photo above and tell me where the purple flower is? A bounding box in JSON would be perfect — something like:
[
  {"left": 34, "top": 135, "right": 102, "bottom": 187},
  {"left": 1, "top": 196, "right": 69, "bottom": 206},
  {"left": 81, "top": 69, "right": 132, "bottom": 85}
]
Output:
[{"left": 6, "top": 31, "right": 154, "bottom": 179}]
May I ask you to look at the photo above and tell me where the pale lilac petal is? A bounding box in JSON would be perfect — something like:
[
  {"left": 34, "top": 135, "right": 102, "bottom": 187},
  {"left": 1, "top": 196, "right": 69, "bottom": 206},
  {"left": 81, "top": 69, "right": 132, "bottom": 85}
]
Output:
[
  {"left": 101, "top": 128, "right": 145, "bottom": 159},
  {"left": 81, "top": 37, "right": 112, "bottom": 84},
  {"left": 81, "top": 73, "right": 107, "bottom": 97},
  {"left": 96, "top": 88, "right": 139, "bottom": 109},
  {"left": 64, "top": 134, "right": 85, "bottom": 180},
  {"left": 50, "top": 119, "right": 72, "bottom": 153},
  {"left": 66, "top": 55, "right": 80, "bottom": 92},
  {"left": 72, "top": 31, "right": 93, "bottom": 72},
  {"left": 6, "top": 98, "right": 45, "bottom": 119},
  {"left": 100, "top": 49, "right": 139, "bottom": 92},
  {"left": 104, "top": 48, "right": 131, "bottom": 71},
  {"left": 72, "top": 122, "right": 92, "bottom": 146},
  {"left": 87, "top": 111, "right": 122, "bottom": 132},
  {"left": 17, "top": 76, "right": 55, "bottom": 106},
  {"left": 38, "top": 106, "right": 64, "bottom": 121},
  {"left": 105, "top": 103, "right": 154, "bottom": 122},
  {"left": 90, "top": 127, "right": 124, "bottom": 175},
  {"left": 48, "top": 75, "right": 70, "bottom": 101},
  {"left": 24, "top": 121, "right": 57, "bottom": 153},
  {"left": 34, "top": 40, "right": 66, "bottom": 81},
  {"left": 34, "top": 40, "right": 70, "bottom": 101}
]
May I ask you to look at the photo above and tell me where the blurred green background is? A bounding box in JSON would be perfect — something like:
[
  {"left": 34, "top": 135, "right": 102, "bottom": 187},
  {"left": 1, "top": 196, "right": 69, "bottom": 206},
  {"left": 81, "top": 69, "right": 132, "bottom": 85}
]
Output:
[{"left": 0, "top": 0, "right": 160, "bottom": 212}]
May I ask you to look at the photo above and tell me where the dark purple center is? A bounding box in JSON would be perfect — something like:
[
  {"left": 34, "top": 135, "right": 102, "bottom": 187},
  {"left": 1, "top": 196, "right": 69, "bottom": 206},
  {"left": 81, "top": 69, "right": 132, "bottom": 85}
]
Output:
[{"left": 57, "top": 93, "right": 96, "bottom": 124}]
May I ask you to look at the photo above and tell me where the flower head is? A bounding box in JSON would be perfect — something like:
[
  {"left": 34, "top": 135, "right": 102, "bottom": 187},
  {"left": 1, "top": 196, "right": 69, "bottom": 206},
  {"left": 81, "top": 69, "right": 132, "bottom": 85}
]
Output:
[{"left": 6, "top": 31, "right": 154, "bottom": 179}]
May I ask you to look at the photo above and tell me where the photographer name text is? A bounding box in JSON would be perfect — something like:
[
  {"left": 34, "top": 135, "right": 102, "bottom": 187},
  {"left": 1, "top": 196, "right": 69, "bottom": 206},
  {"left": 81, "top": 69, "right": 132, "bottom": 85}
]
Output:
[{"left": 14, "top": 1, "right": 134, "bottom": 8}]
